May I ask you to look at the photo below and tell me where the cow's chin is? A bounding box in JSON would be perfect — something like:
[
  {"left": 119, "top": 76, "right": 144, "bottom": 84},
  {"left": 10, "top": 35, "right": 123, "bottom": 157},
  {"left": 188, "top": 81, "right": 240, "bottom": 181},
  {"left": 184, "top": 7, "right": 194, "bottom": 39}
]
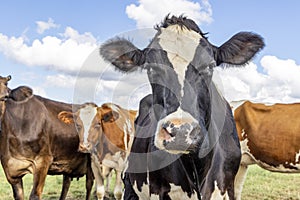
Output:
[{"left": 154, "top": 128, "right": 201, "bottom": 154}]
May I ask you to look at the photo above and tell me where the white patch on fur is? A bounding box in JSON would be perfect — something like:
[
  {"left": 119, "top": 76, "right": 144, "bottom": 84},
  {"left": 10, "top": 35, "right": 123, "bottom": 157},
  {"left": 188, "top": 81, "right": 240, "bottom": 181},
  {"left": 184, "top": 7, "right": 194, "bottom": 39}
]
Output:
[
  {"left": 79, "top": 105, "right": 97, "bottom": 145},
  {"left": 185, "top": 127, "right": 194, "bottom": 145},
  {"left": 132, "top": 182, "right": 198, "bottom": 199},
  {"left": 169, "top": 184, "right": 198, "bottom": 199},
  {"left": 123, "top": 124, "right": 128, "bottom": 150},
  {"left": 123, "top": 119, "right": 133, "bottom": 151},
  {"left": 295, "top": 150, "right": 300, "bottom": 163},
  {"left": 133, "top": 182, "right": 159, "bottom": 200},
  {"left": 158, "top": 25, "right": 202, "bottom": 96},
  {"left": 210, "top": 181, "right": 228, "bottom": 200}
]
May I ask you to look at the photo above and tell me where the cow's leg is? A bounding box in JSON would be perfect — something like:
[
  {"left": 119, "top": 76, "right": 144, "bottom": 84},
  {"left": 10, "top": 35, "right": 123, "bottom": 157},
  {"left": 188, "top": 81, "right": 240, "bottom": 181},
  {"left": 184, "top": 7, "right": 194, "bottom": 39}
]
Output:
[
  {"left": 122, "top": 172, "right": 139, "bottom": 200},
  {"left": 59, "top": 175, "right": 71, "bottom": 200},
  {"left": 29, "top": 160, "right": 51, "bottom": 200},
  {"left": 101, "top": 165, "right": 112, "bottom": 196},
  {"left": 11, "top": 178, "right": 24, "bottom": 200},
  {"left": 113, "top": 169, "right": 123, "bottom": 200},
  {"left": 91, "top": 161, "right": 105, "bottom": 200},
  {"left": 234, "top": 164, "right": 248, "bottom": 200},
  {"left": 234, "top": 151, "right": 255, "bottom": 200},
  {"left": 85, "top": 161, "right": 94, "bottom": 200}
]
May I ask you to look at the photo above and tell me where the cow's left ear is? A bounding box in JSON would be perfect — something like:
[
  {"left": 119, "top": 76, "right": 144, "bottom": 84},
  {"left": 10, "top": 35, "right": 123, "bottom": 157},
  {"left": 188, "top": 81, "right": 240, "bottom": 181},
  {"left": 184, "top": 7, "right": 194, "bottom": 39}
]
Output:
[
  {"left": 58, "top": 111, "right": 75, "bottom": 124},
  {"left": 98, "top": 108, "right": 120, "bottom": 123},
  {"left": 100, "top": 38, "right": 146, "bottom": 73},
  {"left": 214, "top": 32, "right": 265, "bottom": 66}
]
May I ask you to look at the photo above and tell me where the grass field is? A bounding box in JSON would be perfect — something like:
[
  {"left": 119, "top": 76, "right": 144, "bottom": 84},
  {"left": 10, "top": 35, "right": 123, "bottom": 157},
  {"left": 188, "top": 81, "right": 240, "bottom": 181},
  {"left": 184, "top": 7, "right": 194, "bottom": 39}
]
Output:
[{"left": 1, "top": 165, "right": 300, "bottom": 199}]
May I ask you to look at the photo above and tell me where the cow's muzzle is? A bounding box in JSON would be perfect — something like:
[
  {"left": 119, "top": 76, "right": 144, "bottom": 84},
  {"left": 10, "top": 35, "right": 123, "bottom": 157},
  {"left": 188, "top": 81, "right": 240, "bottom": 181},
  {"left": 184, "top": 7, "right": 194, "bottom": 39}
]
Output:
[
  {"left": 0, "top": 91, "right": 10, "bottom": 101},
  {"left": 78, "top": 143, "right": 92, "bottom": 153},
  {"left": 155, "top": 120, "right": 203, "bottom": 154}
]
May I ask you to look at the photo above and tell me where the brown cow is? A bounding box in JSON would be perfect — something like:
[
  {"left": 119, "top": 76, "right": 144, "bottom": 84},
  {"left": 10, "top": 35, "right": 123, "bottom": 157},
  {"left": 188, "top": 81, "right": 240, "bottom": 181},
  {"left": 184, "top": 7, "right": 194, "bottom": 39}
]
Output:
[
  {"left": 0, "top": 79, "right": 94, "bottom": 200},
  {"left": 233, "top": 100, "right": 300, "bottom": 200},
  {"left": 59, "top": 103, "right": 137, "bottom": 200}
]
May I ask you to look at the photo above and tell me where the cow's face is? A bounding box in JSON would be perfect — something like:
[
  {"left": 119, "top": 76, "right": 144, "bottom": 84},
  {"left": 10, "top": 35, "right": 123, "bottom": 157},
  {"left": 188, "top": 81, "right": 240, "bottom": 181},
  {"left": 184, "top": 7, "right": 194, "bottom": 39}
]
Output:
[
  {"left": 58, "top": 103, "right": 120, "bottom": 153},
  {"left": 100, "top": 15, "right": 264, "bottom": 155},
  {"left": 0, "top": 75, "right": 11, "bottom": 101}
]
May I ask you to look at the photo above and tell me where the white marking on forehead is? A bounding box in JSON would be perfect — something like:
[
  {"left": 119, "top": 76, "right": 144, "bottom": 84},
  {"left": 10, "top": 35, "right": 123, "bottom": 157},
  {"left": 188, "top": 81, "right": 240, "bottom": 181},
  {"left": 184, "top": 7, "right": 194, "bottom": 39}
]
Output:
[
  {"left": 158, "top": 25, "right": 202, "bottom": 97},
  {"left": 79, "top": 105, "right": 97, "bottom": 144}
]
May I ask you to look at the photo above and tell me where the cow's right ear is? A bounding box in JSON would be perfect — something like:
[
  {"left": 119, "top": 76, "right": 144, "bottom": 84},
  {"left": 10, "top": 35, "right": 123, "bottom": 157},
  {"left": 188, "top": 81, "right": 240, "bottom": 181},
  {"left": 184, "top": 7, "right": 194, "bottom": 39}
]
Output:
[
  {"left": 58, "top": 111, "right": 75, "bottom": 124},
  {"left": 100, "top": 38, "right": 145, "bottom": 73}
]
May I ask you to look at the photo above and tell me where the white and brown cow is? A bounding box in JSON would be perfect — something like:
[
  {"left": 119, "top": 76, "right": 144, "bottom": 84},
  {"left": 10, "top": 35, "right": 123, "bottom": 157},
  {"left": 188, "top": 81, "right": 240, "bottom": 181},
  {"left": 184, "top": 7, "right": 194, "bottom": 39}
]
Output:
[
  {"left": 233, "top": 100, "right": 300, "bottom": 199},
  {"left": 59, "top": 103, "right": 137, "bottom": 200}
]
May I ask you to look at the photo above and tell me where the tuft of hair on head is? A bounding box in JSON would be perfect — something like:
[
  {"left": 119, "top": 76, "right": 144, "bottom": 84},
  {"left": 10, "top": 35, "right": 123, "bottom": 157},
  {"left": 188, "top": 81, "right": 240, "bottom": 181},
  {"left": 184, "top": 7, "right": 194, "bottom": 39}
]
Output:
[{"left": 155, "top": 14, "right": 208, "bottom": 39}]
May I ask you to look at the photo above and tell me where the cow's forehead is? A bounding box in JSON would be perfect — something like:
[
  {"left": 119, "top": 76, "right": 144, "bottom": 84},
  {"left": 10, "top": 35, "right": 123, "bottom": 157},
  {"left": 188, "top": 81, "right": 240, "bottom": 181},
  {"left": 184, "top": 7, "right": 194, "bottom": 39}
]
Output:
[
  {"left": 78, "top": 105, "right": 98, "bottom": 126},
  {"left": 157, "top": 25, "right": 203, "bottom": 61}
]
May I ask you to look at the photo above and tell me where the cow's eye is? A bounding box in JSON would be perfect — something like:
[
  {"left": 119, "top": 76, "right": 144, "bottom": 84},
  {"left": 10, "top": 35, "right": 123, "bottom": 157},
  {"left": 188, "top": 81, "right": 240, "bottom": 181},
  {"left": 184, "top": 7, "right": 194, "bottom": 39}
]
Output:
[{"left": 76, "top": 124, "right": 82, "bottom": 130}]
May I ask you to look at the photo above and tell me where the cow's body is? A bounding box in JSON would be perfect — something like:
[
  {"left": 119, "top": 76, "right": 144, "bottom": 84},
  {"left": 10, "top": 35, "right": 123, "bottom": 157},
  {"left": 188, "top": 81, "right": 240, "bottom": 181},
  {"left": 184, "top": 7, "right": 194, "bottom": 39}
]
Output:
[
  {"left": 100, "top": 15, "right": 264, "bottom": 199},
  {"left": 234, "top": 100, "right": 300, "bottom": 199},
  {"left": 0, "top": 85, "right": 93, "bottom": 200},
  {"left": 59, "top": 103, "right": 137, "bottom": 200}
]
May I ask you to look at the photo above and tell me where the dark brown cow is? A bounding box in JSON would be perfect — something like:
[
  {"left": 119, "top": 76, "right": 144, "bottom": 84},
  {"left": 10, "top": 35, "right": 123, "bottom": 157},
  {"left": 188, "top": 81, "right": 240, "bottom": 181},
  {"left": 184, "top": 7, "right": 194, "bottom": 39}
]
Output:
[
  {"left": 0, "top": 80, "right": 94, "bottom": 200},
  {"left": 233, "top": 100, "right": 300, "bottom": 200},
  {"left": 59, "top": 103, "right": 137, "bottom": 200}
]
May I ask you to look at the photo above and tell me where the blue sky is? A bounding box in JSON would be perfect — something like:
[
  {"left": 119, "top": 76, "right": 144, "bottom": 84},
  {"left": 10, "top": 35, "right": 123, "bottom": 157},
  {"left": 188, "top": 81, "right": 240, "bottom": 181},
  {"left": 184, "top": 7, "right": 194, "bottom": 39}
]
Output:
[{"left": 1, "top": 0, "right": 300, "bottom": 108}]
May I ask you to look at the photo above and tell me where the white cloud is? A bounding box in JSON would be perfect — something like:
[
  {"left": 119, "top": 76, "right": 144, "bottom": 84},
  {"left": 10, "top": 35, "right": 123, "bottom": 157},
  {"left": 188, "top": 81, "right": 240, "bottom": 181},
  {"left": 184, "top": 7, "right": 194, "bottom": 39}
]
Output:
[
  {"left": 0, "top": 27, "right": 98, "bottom": 74},
  {"left": 31, "top": 86, "right": 47, "bottom": 97},
  {"left": 46, "top": 74, "right": 76, "bottom": 88},
  {"left": 36, "top": 18, "right": 59, "bottom": 34},
  {"left": 214, "top": 56, "right": 300, "bottom": 104},
  {"left": 126, "top": 0, "right": 213, "bottom": 28}
]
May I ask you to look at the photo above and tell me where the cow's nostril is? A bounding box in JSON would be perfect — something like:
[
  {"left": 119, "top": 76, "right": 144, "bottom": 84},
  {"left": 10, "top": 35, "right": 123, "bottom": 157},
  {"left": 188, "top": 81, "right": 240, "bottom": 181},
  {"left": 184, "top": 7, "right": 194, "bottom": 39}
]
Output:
[
  {"left": 162, "top": 127, "right": 176, "bottom": 138},
  {"left": 165, "top": 128, "right": 176, "bottom": 137}
]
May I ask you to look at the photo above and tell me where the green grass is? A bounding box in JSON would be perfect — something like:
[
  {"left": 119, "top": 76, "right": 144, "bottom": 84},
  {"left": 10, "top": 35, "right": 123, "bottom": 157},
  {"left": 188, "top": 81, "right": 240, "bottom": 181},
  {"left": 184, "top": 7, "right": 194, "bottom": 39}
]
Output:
[
  {"left": 242, "top": 165, "right": 300, "bottom": 200},
  {"left": 1, "top": 165, "right": 300, "bottom": 199},
  {"left": 0, "top": 168, "right": 88, "bottom": 200}
]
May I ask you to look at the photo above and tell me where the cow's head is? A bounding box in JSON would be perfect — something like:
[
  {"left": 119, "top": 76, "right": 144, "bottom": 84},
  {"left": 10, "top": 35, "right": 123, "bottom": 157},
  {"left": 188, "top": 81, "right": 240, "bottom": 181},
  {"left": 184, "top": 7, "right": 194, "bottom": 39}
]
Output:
[
  {"left": 100, "top": 15, "right": 264, "bottom": 155},
  {"left": 58, "top": 103, "right": 123, "bottom": 153},
  {"left": 0, "top": 75, "right": 11, "bottom": 101}
]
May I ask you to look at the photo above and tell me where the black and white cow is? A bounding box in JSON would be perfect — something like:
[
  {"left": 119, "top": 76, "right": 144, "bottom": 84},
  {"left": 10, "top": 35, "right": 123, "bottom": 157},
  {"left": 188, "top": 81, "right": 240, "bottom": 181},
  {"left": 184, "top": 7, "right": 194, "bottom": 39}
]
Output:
[{"left": 100, "top": 15, "right": 264, "bottom": 200}]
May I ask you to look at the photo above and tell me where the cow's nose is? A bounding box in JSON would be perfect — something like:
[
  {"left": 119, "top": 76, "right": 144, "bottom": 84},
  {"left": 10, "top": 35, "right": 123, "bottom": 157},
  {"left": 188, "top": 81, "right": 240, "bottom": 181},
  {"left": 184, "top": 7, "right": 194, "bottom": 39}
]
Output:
[{"left": 78, "top": 143, "right": 91, "bottom": 153}]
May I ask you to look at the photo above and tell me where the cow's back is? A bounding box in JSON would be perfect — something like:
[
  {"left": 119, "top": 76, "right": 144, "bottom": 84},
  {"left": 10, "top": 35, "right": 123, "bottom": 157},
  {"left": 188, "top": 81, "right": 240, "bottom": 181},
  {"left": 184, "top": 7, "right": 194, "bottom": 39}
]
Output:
[{"left": 234, "top": 101, "right": 300, "bottom": 170}]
